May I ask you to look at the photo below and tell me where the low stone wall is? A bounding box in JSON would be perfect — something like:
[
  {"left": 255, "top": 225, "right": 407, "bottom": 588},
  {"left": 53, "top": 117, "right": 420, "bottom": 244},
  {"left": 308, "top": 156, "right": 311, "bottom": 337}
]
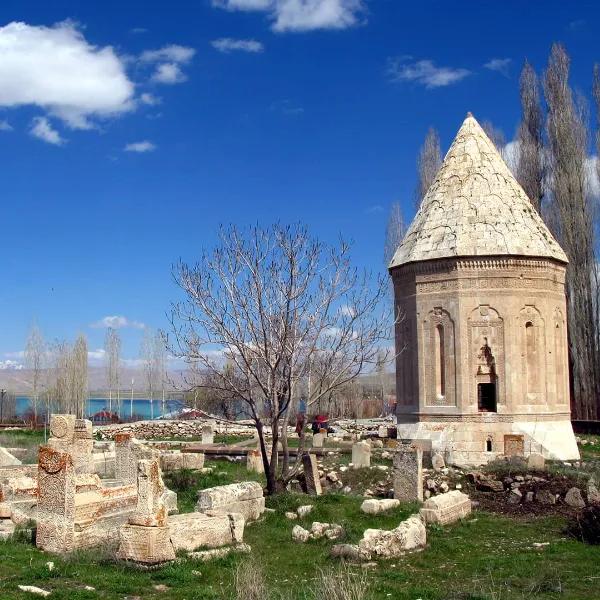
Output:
[{"left": 95, "top": 419, "right": 255, "bottom": 440}]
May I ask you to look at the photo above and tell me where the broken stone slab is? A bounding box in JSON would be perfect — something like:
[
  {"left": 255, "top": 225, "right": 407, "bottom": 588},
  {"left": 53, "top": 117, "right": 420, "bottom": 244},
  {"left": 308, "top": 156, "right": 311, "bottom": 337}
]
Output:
[
  {"left": 476, "top": 478, "right": 504, "bottom": 493},
  {"left": 128, "top": 459, "right": 169, "bottom": 527},
  {"left": 202, "top": 423, "right": 215, "bottom": 445},
  {"left": 17, "top": 585, "right": 51, "bottom": 598},
  {"left": 508, "top": 489, "right": 522, "bottom": 504},
  {"left": 285, "top": 511, "right": 298, "bottom": 520},
  {"left": 431, "top": 453, "right": 445, "bottom": 471},
  {"left": 309, "top": 521, "right": 343, "bottom": 540},
  {"left": 301, "top": 452, "right": 322, "bottom": 496},
  {"left": 587, "top": 480, "right": 600, "bottom": 505},
  {"left": 0, "top": 519, "right": 16, "bottom": 541},
  {"left": 187, "top": 543, "right": 251, "bottom": 562},
  {"left": 168, "top": 511, "right": 244, "bottom": 551},
  {"left": 361, "top": 499, "right": 400, "bottom": 515},
  {"left": 331, "top": 543, "right": 362, "bottom": 561},
  {"left": 419, "top": 490, "right": 472, "bottom": 525},
  {"left": 0, "top": 447, "right": 22, "bottom": 467},
  {"left": 358, "top": 515, "right": 426, "bottom": 559},
  {"left": 196, "top": 481, "right": 265, "bottom": 521},
  {"left": 351, "top": 442, "right": 371, "bottom": 469},
  {"left": 564, "top": 487, "right": 586, "bottom": 509},
  {"left": 160, "top": 452, "right": 205, "bottom": 472},
  {"left": 393, "top": 445, "right": 423, "bottom": 502},
  {"left": 118, "top": 524, "right": 176, "bottom": 565}
]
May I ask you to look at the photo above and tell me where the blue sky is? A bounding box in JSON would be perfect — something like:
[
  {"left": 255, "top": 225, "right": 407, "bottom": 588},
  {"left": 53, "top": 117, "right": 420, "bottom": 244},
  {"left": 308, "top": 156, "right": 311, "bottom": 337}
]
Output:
[{"left": 0, "top": 0, "right": 598, "bottom": 367}]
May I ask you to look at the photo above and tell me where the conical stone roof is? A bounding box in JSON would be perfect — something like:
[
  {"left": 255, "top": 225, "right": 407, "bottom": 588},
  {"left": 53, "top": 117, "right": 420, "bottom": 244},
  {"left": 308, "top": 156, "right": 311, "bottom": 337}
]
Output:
[{"left": 389, "top": 114, "right": 568, "bottom": 268}]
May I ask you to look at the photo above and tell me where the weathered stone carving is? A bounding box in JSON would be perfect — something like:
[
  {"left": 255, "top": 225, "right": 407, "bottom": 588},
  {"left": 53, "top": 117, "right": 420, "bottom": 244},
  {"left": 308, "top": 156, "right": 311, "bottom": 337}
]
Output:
[{"left": 393, "top": 445, "right": 423, "bottom": 502}]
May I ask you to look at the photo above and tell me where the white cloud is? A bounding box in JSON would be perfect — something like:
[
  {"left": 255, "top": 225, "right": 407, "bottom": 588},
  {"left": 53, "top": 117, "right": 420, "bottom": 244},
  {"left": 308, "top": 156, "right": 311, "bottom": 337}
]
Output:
[
  {"left": 4, "top": 350, "right": 24, "bottom": 359},
  {"left": 124, "top": 140, "right": 156, "bottom": 153},
  {"left": 0, "top": 119, "right": 12, "bottom": 131},
  {"left": 30, "top": 116, "right": 64, "bottom": 145},
  {"left": 140, "top": 44, "right": 195, "bottom": 64},
  {"left": 211, "top": 38, "right": 264, "bottom": 53},
  {"left": 484, "top": 57, "right": 511, "bottom": 77},
  {"left": 388, "top": 57, "right": 470, "bottom": 89},
  {"left": 0, "top": 359, "right": 23, "bottom": 370},
  {"left": 151, "top": 63, "right": 187, "bottom": 84},
  {"left": 212, "top": 0, "right": 365, "bottom": 32},
  {"left": 91, "top": 315, "right": 146, "bottom": 329},
  {"left": 88, "top": 348, "right": 106, "bottom": 360},
  {"left": 140, "top": 92, "right": 161, "bottom": 105},
  {"left": 503, "top": 139, "right": 520, "bottom": 174},
  {"left": 140, "top": 44, "right": 195, "bottom": 85},
  {"left": 0, "top": 21, "right": 134, "bottom": 129}
]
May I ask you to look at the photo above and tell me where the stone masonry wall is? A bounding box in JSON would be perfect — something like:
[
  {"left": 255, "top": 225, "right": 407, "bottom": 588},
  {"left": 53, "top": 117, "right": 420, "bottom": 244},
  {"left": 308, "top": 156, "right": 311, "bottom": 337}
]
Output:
[{"left": 95, "top": 420, "right": 255, "bottom": 440}]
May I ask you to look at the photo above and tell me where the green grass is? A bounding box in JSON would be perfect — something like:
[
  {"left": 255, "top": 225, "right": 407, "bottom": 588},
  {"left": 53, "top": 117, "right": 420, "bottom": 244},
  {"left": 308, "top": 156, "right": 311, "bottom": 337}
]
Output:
[
  {"left": 2, "top": 456, "right": 600, "bottom": 599},
  {"left": 0, "top": 429, "right": 46, "bottom": 463}
]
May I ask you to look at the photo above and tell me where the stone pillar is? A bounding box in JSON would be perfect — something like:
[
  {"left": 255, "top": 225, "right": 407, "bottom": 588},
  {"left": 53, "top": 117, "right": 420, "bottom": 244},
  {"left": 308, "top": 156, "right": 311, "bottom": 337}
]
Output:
[
  {"left": 118, "top": 459, "right": 175, "bottom": 565},
  {"left": 36, "top": 446, "right": 76, "bottom": 553},
  {"left": 73, "top": 419, "right": 94, "bottom": 474},
  {"left": 351, "top": 441, "right": 371, "bottom": 469},
  {"left": 393, "top": 445, "right": 423, "bottom": 502},
  {"left": 115, "top": 433, "right": 134, "bottom": 483},
  {"left": 202, "top": 423, "right": 215, "bottom": 445},
  {"left": 301, "top": 452, "right": 322, "bottom": 496},
  {"left": 246, "top": 449, "right": 264, "bottom": 474}
]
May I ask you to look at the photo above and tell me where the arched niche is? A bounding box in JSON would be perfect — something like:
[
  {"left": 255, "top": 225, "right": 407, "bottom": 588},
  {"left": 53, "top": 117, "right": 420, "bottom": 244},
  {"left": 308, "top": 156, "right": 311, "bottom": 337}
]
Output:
[{"left": 517, "top": 305, "right": 546, "bottom": 403}]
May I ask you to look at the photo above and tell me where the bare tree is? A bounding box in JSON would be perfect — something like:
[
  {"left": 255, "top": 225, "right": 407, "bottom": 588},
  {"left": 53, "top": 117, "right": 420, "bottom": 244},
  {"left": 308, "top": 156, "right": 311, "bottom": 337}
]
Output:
[
  {"left": 544, "top": 43, "right": 600, "bottom": 419},
  {"left": 516, "top": 60, "right": 545, "bottom": 212},
  {"left": 167, "top": 224, "right": 390, "bottom": 494},
  {"left": 24, "top": 323, "right": 46, "bottom": 423},
  {"left": 70, "top": 334, "right": 88, "bottom": 418},
  {"left": 104, "top": 328, "right": 121, "bottom": 416},
  {"left": 141, "top": 329, "right": 159, "bottom": 419},
  {"left": 154, "top": 332, "right": 168, "bottom": 416},
  {"left": 384, "top": 202, "right": 406, "bottom": 267},
  {"left": 414, "top": 127, "right": 442, "bottom": 209}
]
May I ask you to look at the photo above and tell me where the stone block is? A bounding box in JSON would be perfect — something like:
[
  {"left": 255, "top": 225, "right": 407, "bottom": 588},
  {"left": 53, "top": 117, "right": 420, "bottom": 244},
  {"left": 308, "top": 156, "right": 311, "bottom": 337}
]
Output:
[
  {"left": 118, "top": 524, "right": 175, "bottom": 564},
  {"left": 202, "top": 423, "right": 215, "bottom": 445},
  {"left": 128, "top": 459, "right": 168, "bottom": 527},
  {"left": 393, "top": 445, "right": 423, "bottom": 502},
  {"left": 419, "top": 490, "right": 471, "bottom": 525},
  {"left": 301, "top": 452, "right": 322, "bottom": 496},
  {"left": 169, "top": 511, "right": 244, "bottom": 551},
  {"left": 196, "top": 481, "right": 265, "bottom": 521},
  {"left": 527, "top": 453, "right": 545, "bottom": 471},
  {"left": 360, "top": 499, "right": 400, "bottom": 515},
  {"left": 246, "top": 449, "right": 264, "bottom": 474},
  {"left": 352, "top": 442, "right": 371, "bottom": 469},
  {"left": 431, "top": 453, "right": 445, "bottom": 471},
  {"left": 312, "top": 433, "right": 325, "bottom": 448}
]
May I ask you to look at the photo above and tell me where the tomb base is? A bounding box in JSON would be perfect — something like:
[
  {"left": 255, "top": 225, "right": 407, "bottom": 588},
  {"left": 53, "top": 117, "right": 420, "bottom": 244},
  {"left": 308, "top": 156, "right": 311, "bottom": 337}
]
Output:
[{"left": 395, "top": 415, "right": 579, "bottom": 466}]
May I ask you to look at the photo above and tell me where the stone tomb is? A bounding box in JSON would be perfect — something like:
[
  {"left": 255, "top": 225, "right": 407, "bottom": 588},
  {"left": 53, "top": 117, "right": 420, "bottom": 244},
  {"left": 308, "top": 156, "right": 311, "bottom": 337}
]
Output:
[
  {"left": 393, "top": 445, "right": 423, "bottom": 502},
  {"left": 196, "top": 481, "right": 265, "bottom": 521},
  {"left": 48, "top": 414, "right": 94, "bottom": 475},
  {"left": 160, "top": 451, "right": 205, "bottom": 472},
  {"left": 419, "top": 490, "right": 472, "bottom": 525},
  {"left": 351, "top": 441, "right": 371, "bottom": 469},
  {"left": 36, "top": 446, "right": 138, "bottom": 554}
]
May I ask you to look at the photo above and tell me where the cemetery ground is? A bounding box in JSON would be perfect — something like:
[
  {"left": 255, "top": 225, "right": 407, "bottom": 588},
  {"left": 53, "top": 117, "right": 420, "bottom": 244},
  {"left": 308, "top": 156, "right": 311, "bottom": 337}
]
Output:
[{"left": 1, "top": 433, "right": 599, "bottom": 599}]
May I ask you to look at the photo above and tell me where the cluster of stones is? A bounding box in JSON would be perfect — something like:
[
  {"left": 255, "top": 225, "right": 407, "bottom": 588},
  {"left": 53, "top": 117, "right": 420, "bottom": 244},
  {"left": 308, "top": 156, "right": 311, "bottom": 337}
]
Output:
[{"left": 96, "top": 419, "right": 253, "bottom": 440}]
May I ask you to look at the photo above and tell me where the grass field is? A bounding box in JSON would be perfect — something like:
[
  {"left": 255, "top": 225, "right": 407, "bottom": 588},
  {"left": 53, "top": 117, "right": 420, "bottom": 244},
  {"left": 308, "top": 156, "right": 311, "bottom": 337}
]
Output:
[{"left": 2, "top": 453, "right": 600, "bottom": 600}]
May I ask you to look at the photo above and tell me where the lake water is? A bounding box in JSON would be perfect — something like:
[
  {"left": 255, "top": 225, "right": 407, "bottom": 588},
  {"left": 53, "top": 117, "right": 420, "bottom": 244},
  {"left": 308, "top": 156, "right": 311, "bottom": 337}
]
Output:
[{"left": 15, "top": 396, "right": 185, "bottom": 420}]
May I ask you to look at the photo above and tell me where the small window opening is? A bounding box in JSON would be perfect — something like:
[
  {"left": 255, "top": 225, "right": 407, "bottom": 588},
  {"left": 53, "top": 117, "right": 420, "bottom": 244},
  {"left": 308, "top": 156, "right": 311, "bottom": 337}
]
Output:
[
  {"left": 478, "top": 382, "right": 497, "bottom": 412},
  {"left": 486, "top": 438, "right": 493, "bottom": 452}
]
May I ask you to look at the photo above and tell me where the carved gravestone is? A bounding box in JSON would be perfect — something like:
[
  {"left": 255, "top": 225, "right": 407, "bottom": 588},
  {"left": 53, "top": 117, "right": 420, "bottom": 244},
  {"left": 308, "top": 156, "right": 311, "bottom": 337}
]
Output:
[
  {"left": 246, "top": 449, "right": 264, "bottom": 474},
  {"left": 73, "top": 419, "right": 94, "bottom": 474},
  {"left": 302, "top": 452, "right": 322, "bottom": 496},
  {"left": 351, "top": 441, "right": 371, "bottom": 469},
  {"left": 202, "top": 423, "right": 215, "bottom": 445},
  {"left": 504, "top": 435, "right": 524, "bottom": 457},
  {"left": 47, "top": 414, "right": 76, "bottom": 453},
  {"left": 36, "top": 446, "right": 77, "bottom": 553},
  {"left": 118, "top": 458, "right": 175, "bottom": 564},
  {"left": 393, "top": 445, "right": 423, "bottom": 502},
  {"left": 312, "top": 433, "right": 325, "bottom": 448}
]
